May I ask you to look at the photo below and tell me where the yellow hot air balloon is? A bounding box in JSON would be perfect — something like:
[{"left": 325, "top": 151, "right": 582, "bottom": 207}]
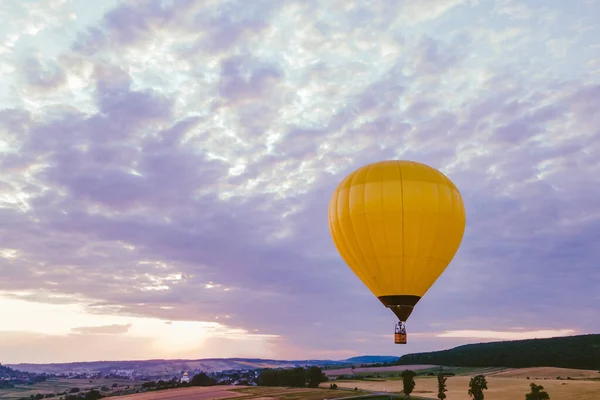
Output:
[{"left": 328, "top": 160, "right": 466, "bottom": 344}]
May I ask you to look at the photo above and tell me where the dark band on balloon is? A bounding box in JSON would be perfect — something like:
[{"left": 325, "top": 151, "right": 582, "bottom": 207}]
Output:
[{"left": 378, "top": 295, "right": 421, "bottom": 322}]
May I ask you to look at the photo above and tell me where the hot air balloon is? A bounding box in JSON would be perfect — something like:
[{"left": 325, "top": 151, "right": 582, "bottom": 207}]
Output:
[{"left": 328, "top": 160, "right": 466, "bottom": 344}]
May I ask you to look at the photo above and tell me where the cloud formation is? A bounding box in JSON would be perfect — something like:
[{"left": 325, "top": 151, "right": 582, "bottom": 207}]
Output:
[
  {"left": 0, "top": 0, "right": 599, "bottom": 362},
  {"left": 71, "top": 324, "right": 133, "bottom": 335}
]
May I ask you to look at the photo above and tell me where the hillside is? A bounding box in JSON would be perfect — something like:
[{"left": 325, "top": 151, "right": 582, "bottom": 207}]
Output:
[
  {"left": 0, "top": 364, "right": 48, "bottom": 387},
  {"left": 6, "top": 357, "right": 355, "bottom": 377},
  {"left": 344, "top": 356, "right": 400, "bottom": 364},
  {"left": 398, "top": 333, "right": 600, "bottom": 370}
]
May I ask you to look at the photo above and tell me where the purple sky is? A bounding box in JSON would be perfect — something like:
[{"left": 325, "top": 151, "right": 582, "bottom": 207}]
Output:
[{"left": 0, "top": 0, "right": 599, "bottom": 364}]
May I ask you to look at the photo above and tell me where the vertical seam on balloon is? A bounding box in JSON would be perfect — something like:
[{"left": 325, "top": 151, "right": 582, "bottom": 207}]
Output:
[
  {"left": 447, "top": 185, "right": 455, "bottom": 266},
  {"left": 361, "top": 163, "right": 384, "bottom": 293},
  {"left": 335, "top": 175, "right": 374, "bottom": 291},
  {"left": 412, "top": 163, "right": 424, "bottom": 298},
  {"left": 332, "top": 186, "right": 350, "bottom": 267},
  {"left": 349, "top": 174, "right": 372, "bottom": 289},
  {"left": 331, "top": 220, "right": 369, "bottom": 289},
  {"left": 397, "top": 160, "right": 405, "bottom": 294},
  {"left": 418, "top": 181, "right": 441, "bottom": 296},
  {"left": 349, "top": 170, "right": 382, "bottom": 294},
  {"left": 410, "top": 178, "right": 427, "bottom": 297},
  {"left": 332, "top": 180, "right": 361, "bottom": 284},
  {"left": 448, "top": 188, "right": 466, "bottom": 264},
  {"left": 330, "top": 200, "right": 356, "bottom": 280},
  {"left": 380, "top": 164, "right": 391, "bottom": 293},
  {"left": 460, "top": 191, "right": 467, "bottom": 246}
]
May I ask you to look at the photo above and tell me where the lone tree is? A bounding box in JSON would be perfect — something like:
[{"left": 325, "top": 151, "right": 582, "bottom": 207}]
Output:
[
  {"left": 190, "top": 372, "right": 216, "bottom": 387},
  {"left": 84, "top": 390, "right": 103, "bottom": 400},
  {"left": 437, "top": 374, "right": 448, "bottom": 400},
  {"left": 525, "top": 383, "right": 550, "bottom": 400},
  {"left": 401, "top": 370, "right": 417, "bottom": 397},
  {"left": 468, "top": 374, "right": 488, "bottom": 400},
  {"left": 306, "top": 366, "right": 328, "bottom": 388}
]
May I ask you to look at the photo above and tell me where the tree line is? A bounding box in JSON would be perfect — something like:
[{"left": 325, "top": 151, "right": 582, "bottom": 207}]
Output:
[
  {"left": 256, "top": 366, "right": 329, "bottom": 388},
  {"left": 0, "top": 364, "right": 48, "bottom": 387},
  {"left": 397, "top": 334, "right": 600, "bottom": 370},
  {"left": 140, "top": 366, "right": 328, "bottom": 391},
  {"left": 341, "top": 370, "right": 551, "bottom": 400}
]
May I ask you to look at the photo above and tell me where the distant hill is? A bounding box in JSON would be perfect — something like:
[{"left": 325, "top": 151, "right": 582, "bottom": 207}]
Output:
[
  {"left": 398, "top": 333, "right": 600, "bottom": 370},
  {"left": 11, "top": 334, "right": 599, "bottom": 378},
  {"left": 344, "top": 356, "right": 401, "bottom": 364},
  {"left": 6, "top": 357, "right": 353, "bottom": 377},
  {"left": 0, "top": 364, "right": 48, "bottom": 387}
]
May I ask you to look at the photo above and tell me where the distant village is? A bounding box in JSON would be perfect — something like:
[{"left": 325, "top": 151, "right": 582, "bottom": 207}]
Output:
[
  {"left": 0, "top": 363, "right": 268, "bottom": 388},
  {"left": 74, "top": 368, "right": 261, "bottom": 386},
  {"left": 1, "top": 362, "right": 334, "bottom": 400},
  {"left": 1, "top": 357, "right": 366, "bottom": 385},
  {"left": 1, "top": 357, "right": 390, "bottom": 399},
  {"left": 0, "top": 368, "right": 259, "bottom": 387},
  {"left": 0, "top": 364, "right": 50, "bottom": 387}
]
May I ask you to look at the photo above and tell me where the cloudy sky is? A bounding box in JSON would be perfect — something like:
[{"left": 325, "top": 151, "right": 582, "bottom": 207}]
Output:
[{"left": 0, "top": 0, "right": 599, "bottom": 364}]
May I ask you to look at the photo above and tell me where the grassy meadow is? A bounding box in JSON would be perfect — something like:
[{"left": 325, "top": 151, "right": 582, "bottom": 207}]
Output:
[{"left": 323, "top": 365, "right": 600, "bottom": 400}]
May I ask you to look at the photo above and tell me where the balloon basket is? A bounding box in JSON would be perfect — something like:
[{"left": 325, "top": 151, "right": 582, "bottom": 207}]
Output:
[{"left": 394, "top": 332, "right": 407, "bottom": 344}]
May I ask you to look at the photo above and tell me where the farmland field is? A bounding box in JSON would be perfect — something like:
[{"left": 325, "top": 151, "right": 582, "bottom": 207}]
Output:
[
  {"left": 231, "top": 386, "right": 374, "bottom": 399},
  {"left": 486, "top": 366, "right": 600, "bottom": 379},
  {"left": 98, "top": 386, "right": 376, "bottom": 400},
  {"left": 0, "top": 378, "right": 141, "bottom": 399},
  {"left": 325, "top": 364, "right": 438, "bottom": 377},
  {"left": 114, "top": 386, "right": 249, "bottom": 400},
  {"left": 0, "top": 383, "right": 379, "bottom": 400},
  {"left": 3, "top": 366, "right": 599, "bottom": 400},
  {"left": 327, "top": 367, "right": 600, "bottom": 400}
]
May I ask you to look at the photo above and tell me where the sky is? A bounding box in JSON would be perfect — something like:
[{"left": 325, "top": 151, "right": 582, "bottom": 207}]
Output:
[{"left": 0, "top": 0, "right": 599, "bottom": 365}]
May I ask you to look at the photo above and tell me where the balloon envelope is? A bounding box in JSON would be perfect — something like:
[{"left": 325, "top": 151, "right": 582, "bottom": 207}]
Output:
[{"left": 328, "top": 160, "right": 466, "bottom": 321}]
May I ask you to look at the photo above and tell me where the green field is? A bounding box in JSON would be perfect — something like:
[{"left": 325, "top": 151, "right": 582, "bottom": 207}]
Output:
[
  {"left": 331, "top": 365, "right": 507, "bottom": 381},
  {"left": 0, "top": 378, "right": 140, "bottom": 400},
  {"left": 4, "top": 366, "right": 599, "bottom": 400},
  {"left": 325, "top": 366, "right": 600, "bottom": 400},
  {"left": 230, "top": 387, "right": 434, "bottom": 400}
]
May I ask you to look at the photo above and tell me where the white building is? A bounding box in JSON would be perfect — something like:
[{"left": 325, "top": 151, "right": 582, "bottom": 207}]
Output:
[
  {"left": 112, "top": 369, "right": 134, "bottom": 377},
  {"left": 180, "top": 372, "right": 190, "bottom": 383}
]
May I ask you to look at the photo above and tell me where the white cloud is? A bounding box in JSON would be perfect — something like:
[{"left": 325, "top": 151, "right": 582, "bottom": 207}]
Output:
[
  {"left": 0, "top": 295, "right": 279, "bottom": 363},
  {"left": 435, "top": 329, "right": 578, "bottom": 340}
]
